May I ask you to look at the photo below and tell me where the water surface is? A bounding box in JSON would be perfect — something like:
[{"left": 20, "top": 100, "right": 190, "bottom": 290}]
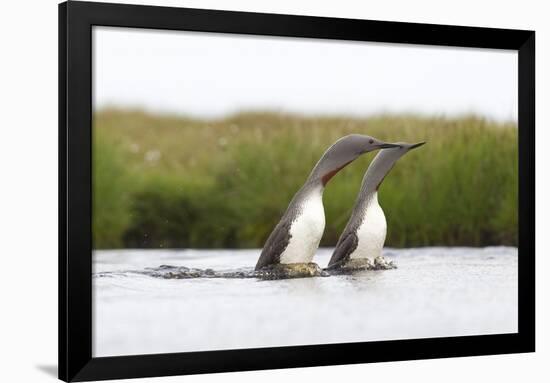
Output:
[{"left": 93, "top": 247, "right": 517, "bottom": 357}]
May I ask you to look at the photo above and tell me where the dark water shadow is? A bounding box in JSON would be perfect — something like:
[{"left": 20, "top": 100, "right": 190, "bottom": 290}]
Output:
[{"left": 36, "top": 364, "right": 57, "bottom": 378}]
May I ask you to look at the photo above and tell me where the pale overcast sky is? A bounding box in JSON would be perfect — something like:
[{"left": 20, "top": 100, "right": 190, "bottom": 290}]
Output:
[{"left": 93, "top": 26, "right": 517, "bottom": 122}]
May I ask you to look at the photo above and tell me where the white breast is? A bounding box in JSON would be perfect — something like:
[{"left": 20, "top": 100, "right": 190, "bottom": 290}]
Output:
[
  {"left": 279, "top": 188, "right": 325, "bottom": 264},
  {"left": 350, "top": 192, "right": 387, "bottom": 260}
]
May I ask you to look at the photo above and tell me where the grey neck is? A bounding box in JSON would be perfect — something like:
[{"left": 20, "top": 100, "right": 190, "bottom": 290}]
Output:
[
  {"left": 306, "top": 160, "right": 330, "bottom": 187},
  {"left": 356, "top": 151, "right": 395, "bottom": 207},
  {"left": 297, "top": 177, "right": 325, "bottom": 199},
  {"left": 306, "top": 151, "right": 352, "bottom": 189}
]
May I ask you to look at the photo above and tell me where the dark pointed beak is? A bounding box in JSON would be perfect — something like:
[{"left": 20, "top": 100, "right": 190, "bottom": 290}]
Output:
[
  {"left": 408, "top": 141, "right": 426, "bottom": 150},
  {"left": 377, "top": 143, "right": 401, "bottom": 149}
]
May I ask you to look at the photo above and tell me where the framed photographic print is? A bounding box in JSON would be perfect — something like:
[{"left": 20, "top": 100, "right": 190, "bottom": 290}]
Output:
[{"left": 59, "top": 1, "right": 535, "bottom": 381}]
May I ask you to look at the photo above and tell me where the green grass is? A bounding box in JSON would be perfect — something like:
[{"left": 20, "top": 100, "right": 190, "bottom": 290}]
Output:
[{"left": 92, "top": 108, "right": 518, "bottom": 249}]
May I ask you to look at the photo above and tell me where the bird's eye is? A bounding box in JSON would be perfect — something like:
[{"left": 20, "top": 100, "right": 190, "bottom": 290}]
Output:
[{"left": 369, "top": 139, "right": 374, "bottom": 144}]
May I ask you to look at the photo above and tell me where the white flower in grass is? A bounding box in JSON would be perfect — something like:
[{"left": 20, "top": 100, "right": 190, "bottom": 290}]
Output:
[{"left": 145, "top": 150, "right": 161, "bottom": 162}]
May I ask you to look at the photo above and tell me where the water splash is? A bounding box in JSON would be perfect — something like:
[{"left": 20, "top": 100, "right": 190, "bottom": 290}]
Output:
[{"left": 94, "top": 260, "right": 397, "bottom": 280}]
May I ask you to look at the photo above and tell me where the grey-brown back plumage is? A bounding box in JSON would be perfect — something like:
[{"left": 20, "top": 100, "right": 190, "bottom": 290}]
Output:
[
  {"left": 326, "top": 231, "right": 359, "bottom": 269},
  {"left": 254, "top": 183, "right": 314, "bottom": 270},
  {"left": 327, "top": 207, "right": 366, "bottom": 268},
  {"left": 255, "top": 220, "right": 292, "bottom": 270}
]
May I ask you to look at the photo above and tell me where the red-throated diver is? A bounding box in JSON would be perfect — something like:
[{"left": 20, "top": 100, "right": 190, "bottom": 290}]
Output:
[
  {"left": 327, "top": 142, "right": 426, "bottom": 270},
  {"left": 255, "top": 135, "right": 400, "bottom": 271}
]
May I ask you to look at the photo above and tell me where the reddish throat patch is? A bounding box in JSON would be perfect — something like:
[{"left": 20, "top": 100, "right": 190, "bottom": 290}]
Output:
[{"left": 321, "top": 161, "right": 352, "bottom": 186}]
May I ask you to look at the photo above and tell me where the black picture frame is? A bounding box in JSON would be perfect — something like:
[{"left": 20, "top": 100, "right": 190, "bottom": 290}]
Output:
[{"left": 59, "top": 1, "right": 535, "bottom": 381}]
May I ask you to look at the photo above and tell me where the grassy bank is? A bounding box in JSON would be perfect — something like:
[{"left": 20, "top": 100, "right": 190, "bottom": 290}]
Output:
[{"left": 92, "top": 109, "right": 518, "bottom": 249}]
